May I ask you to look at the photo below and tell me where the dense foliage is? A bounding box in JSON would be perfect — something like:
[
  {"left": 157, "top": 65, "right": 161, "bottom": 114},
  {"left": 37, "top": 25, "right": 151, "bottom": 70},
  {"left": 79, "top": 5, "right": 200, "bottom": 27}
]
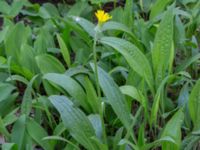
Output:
[{"left": 0, "top": 0, "right": 200, "bottom": 149}]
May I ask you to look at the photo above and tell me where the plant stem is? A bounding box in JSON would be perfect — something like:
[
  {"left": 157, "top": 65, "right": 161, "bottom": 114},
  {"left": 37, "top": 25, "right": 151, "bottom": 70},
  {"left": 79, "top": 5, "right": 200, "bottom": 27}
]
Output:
[
  {"left": 93, "top": 32, "right": 101, "bottom": 100},
  {"left": 114, "top": 0, "right": 117, "bottom": 9},
  {"left": 93, "top": 27, "right": 107, "bottom": 144}
]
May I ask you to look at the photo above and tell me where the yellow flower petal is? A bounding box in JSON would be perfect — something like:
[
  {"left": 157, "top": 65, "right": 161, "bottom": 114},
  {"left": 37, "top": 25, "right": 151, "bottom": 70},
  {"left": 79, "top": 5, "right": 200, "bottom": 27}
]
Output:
[{"left": 95, "top": 10, "right": 112, "bottom": 24}]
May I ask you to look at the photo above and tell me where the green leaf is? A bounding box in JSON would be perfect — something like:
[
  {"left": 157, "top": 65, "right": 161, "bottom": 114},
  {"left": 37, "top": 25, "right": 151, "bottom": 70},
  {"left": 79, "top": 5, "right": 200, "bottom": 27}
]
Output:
[
  {"left": 41, "top": 3, "right": 59, "bottom": 18},
  {"left": 100, "top": 37, "right": 154, "bottom": 93},
  {"left": 150, "top": 75, "right": 176, "bottom": 125},
  {"left": 53, "top": 122, "right": 66, "bottom": 136},
  {"left": 151, "top": 7, "right": 174, "bottom": 88},
  {"left": 90, "top": 0, "right": 113, "bottom": 5},
  {"left": 3, "top": 108, "right": 18, "bottom": 126},
  {"left": 137, "top": 123, "right": 145, "bottom": 147},
  {"left": 71, "top": 16, "right": 95, "bottom": 38},
  {"left": 123, "top": 0, "right": 134, "bottom": 28},
  {"left": 63, "top": 19, "right": 91, "bottom": 45},
  {"left": 38, "top": 6, "right": 51, "bottom": 19},
  {"left": 102, "top": 21, "right": 137, "bottom": 39},
  {"left": 0, "top": 26, "right": 9, "bottom": 43},
  {"left": 0, "top": 83, "right": 16, "bottom": 102},
  {"left": 65, "top": 66, "right": 89, "bottom": 76},
  {"left": 143, "top": 136, "right": 176, "bottom": 150},
  {"left": 161, "top": 108, "right": 184, "bottom": 150},
  {"left": 5, "top": 23, "right": 31, "bottom": 63},
  {"left": 6, "top": 75, "right": 29, "bottom": 85},
  {"left": 34, "top": 28, "right": 55, "bottom": 54},
  {"left": 181, "top": 135, "right": 200, "bottom": 150},
  {"left": 67, "top": 2, "right": 91, "bottom": 16},
  {"left": 9, "top": 0, "right": 26, "bottom": 17},
  {"left": 21, "top": 75, "right": 39, "bottom": 116},
  {"left": 56, "top": 34, "right": 71, "bottom": 67},
  {"left": 49, "top": 95, "right": 96, "bottom": 150},
  {"left": 27, "top": 118, "right": 52, "bottom": 150},
  {"left": 10, "top": 63, "right": 35, "bottom": 80},
  {"left": 43, "top": 73, "right": 91, "bottom": 112},
  {"left": 178, "top": 83, "right": 189, "bottom": 107},
  {"left": 189, "top": 79, "right": 200, "bottom": 130},
  {"left": 120, "top": 85, "right": 148, "bottom": 118},
  {"left": 88, "top": 115, "right": 102, "bottom": 140},
  {"left": 150, "top": 0, "right": 173, "bottom": 19},
  {"left": 11, "top": 115, "right": 26, "bottom": 150},
  {"left": 120, "top": 85, "right": 144, "bottom": 104},
  {"left": 0, "top": 1, "right": 10, "bottom": 14},
  {"left": 2, "top": 143, "right": 18, "bottom": 150},
  {"left": 84, "top": 76, "right": 101, "bottom": 113},
  {"left": 118, "top": 139, "right": 139, "bottom": 150},
  {"left": 0, "top": 93, "right": 18, "bottom": 117},
  {"left": 90, "top": 137, "right": 108, "bottom": 150},
  {"left": 0, "top": 116, "right": 10, "bottom": 138},
  {"left": 19, "top": 44, "right": 38, "bottom": 74},
  {"left": 176, "top": 53, "right": 200, "bottom": 72},
  {"left": 91, "top": 64, "right": 131, "bottom": 129},
  {"left": 43, "top": 136, "right": 80, "bottom": 150},
  {"left": 113, "top": 128, "right": 124, "bottom": 150},
  {"left": 36, "top": 54, "right": 65, "bottom": 74}
]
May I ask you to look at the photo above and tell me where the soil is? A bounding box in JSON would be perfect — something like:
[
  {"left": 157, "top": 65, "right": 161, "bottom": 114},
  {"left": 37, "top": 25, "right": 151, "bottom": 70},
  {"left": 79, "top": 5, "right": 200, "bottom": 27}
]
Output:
[
  {"left": 29, "top": 0, "right": 125, "bottom": 7},
  {"left": 103, "top": 0, "right": 125, "bottom": 11},
  {"left": 29, "top": 0, "right": 75, "bottom": 5},
  {"left": 0, "top": 0, "right": 126, "bottom": 27}
]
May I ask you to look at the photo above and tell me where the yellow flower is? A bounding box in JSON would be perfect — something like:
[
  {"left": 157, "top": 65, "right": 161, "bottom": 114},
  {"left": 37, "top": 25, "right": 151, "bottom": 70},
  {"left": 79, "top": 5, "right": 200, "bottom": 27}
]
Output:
[{"left": 95, "top": 10, "right": 112, "bottom": 24}]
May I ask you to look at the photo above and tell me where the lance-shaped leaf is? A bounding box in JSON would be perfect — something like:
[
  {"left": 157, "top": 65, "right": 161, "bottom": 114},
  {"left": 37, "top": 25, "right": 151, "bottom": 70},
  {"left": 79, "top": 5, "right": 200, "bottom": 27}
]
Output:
[
  {"left": 100, "top": 37, "right": 154, "bottom": 94},
  {"left": 151, "top": 7, "right": 174, "bottom": 88},
  {"left": 161, "top": 108, "right": 184, "bottom": 150},
  {"left": 43, "top": 73, "right": 91, "bottom": 112},
  {"left": 49, "top": 95, "right": 97, "bottom": 150},
  {"left": 91, "top": 64, "right": 132, "bottom": 129},
  {"left": 189, "top": 79, "right": 200, "bottom": 130}
]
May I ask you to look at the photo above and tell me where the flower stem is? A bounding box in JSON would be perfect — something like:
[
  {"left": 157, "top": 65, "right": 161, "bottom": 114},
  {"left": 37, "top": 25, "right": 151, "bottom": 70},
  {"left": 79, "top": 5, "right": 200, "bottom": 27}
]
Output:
[
  {"left": 93, "top": 33, "right": 101, "bottom": 100},
  {"left": 93, "top": 28, "right": 107, "bottom": 144}
]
